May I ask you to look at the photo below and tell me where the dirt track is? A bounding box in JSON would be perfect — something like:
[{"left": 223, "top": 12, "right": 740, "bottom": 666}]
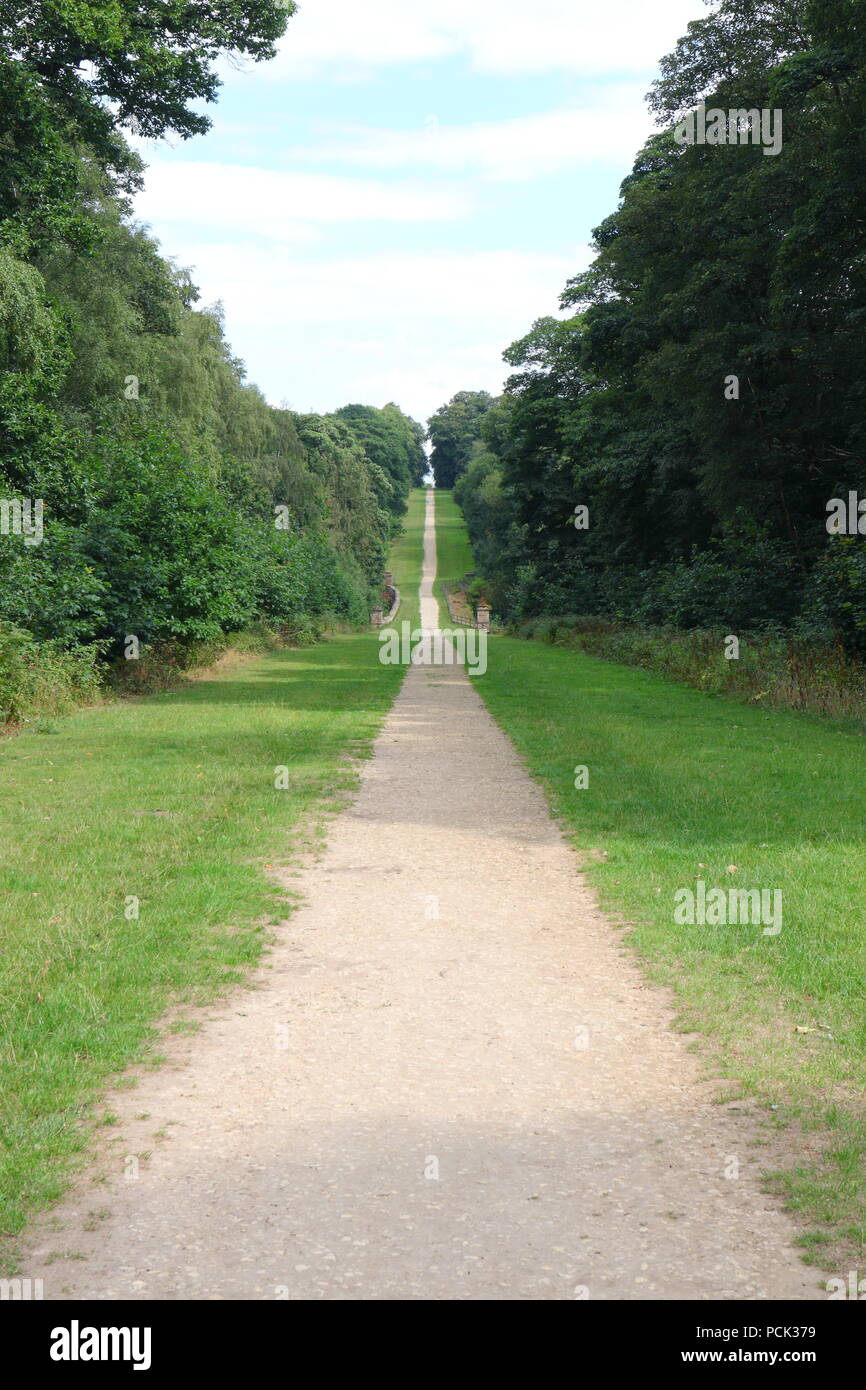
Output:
[{"left": 22, "top": 491, "right": 819, "bottom": 1300}]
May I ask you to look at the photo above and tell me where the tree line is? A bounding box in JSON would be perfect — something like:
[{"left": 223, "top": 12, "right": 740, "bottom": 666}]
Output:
[
  {"left": 0, "top": 2, "right": 426, "bottom": 716},
  {"left": 434, "top": 0, "right": 866, "bottom": 652}
]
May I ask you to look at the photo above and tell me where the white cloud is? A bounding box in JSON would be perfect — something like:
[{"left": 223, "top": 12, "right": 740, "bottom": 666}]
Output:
[
  {"left": 348, "top": 343, "right": 523, "bottom": 425},
  {"left": 131, "top": 1, "right": 697, "bottom": 420},
  {"left": 292, "top": 90, "right": 657, "bottom": 181},
  {"left": 165, "top": 244, "right": 584, "bottom": 326},
  {"left": 153, "top": 242, "right": 591, "bottom": 420},
  {"left": 238, "top": 0, "right": 703, "bottom": 79},
  {"left": 135, "top": 161, "right": 467, "bottom": 241}
]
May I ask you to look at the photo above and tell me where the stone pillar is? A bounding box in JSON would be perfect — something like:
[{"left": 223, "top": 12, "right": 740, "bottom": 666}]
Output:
[
  {"left": 476, "top": 603, "right": 491, "bottom": 630},
  {"left": 372, "top": 607, "right": 384, "bottom": 627}
]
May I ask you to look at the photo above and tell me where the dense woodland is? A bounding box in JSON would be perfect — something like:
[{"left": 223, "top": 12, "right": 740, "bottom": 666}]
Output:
[
  {"left": 439, "top": 0, "right": 866, "bottom": 653},
  {"left": 5, "top": 0, "right": 866, "bottom": 730},
  {"left": 0, "top": 1, "right": 425, "bottom": 718}
]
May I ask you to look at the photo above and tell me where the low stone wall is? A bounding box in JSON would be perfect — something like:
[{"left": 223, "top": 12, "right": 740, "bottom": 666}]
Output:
[
  {"left": 383, "top": 585, "right": 400, "bottom": 623},
  {"left": 372, "top": 585, "right": 400, "bottom": 627},
  {"left": 443, "top": 581, "right": 487, "bottom": 629}
]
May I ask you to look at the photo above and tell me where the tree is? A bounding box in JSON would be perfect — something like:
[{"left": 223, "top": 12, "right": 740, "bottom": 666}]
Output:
[
  {"left": 0, "top": 2, "right": 296, "bottom": 252},
  {"left": 427, "top": 390, "right": 494, "bottom": 489},
  {"left": 0, "top": 2, "right": 294, "bottom": 139},
  {"left": 335, "top": 403, "right": 425, "bottom": 520},
  {"left": 441, "top": 0, "right": 866, "bottom": 639}
]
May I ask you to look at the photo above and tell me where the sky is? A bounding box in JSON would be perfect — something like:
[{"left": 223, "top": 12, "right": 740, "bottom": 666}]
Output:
[{"left": 132, "top": 0, "right": 705, "bottom": 427}]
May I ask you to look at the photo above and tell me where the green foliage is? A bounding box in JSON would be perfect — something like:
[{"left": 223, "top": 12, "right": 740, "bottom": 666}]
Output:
[
  {"left": 639, "top": 521, "right": 802, "bottom": 631},
  {"left": 0, "top": 3, "right": 294, "bottom": 250},
  {"left": 0, "top": 41, "right": 422, "bottom": 720},
  {"left": 0, "top": 400, "right": 380, "bottom": 676},
  {"left": 0, "top": 622, "right": 103, "bottom": 724},
  {"left": 0, "top": 57, "right": 107, "bottom": 255},
  {"left": 445, "top": 0, "right": 866, "bottom": 649},
  {"left": 0, "top": 0, "right": 295, "bottom": 138},
  {"left": 0, "top": 251, "right": 62, "bottom": 374},
  {"left": 427, "top": 390, "right": 494, "bottom": 489},
  {"left": 77, "top": 426, "right": 260, "bottom": 644},
  {"left": 295, "top": 411, "right": 390, "bottom": 584},
  {"left": 0, "top": 517, "right": 107, "bottom": 644},
  {"left": 335, "top": 402, "right": 427, "bottom": 514},
  {"left": 0, "top": 77, "right": 417, "bottom": 720},
  {"left": 801, "top": 537, "right": 866, "bottom": 654}
]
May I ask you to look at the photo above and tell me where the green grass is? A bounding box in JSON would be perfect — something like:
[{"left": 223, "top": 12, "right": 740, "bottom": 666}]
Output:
[
  {"left": 474, "top": 637, "right": 866, "bottom": 1269},
  {"left": 0, "top": 509, "right": 424, "bottom": 1254},
  {"left": 428, "top": 487, "right": 866, "bottom": 1270},
  {"left": 433, "top": 489, "right": 475, "bottom": 616},
  {"left": 389, "top": 488, "right": 428, "bottom": 629}
]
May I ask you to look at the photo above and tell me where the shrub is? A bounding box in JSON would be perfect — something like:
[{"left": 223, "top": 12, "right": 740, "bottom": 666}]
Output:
[
  {"left": 0, "top": 518, "right": 107, "bottom": 643},
  {"left": 800, "top": 537, "right": 866, "bottom": 655},
  {"left": 0, "top": 622, "right": 103, "bottom": 725}
]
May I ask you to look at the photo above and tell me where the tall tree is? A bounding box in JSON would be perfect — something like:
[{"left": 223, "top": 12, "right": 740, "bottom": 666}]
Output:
[
  {"left": 446, "top": 0, "right": 866, "bottom": 640},
  {"left": 0, "top": 1, "right": 295, "bottom": 252},
  {"left": 427, "top": 390, "right": 494, "bottom": 489}
]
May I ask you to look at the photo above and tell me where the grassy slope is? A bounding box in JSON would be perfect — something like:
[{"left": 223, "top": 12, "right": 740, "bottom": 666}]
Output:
[
  {"left": 441, "top": 503, "right": 866, "bottom": 1269},
  {"left": 0, "top": 497, "right": 424, "bottom": 1249},
  {"left": 388, "top": 488, "right": 426, "bottom": 629},
  {"left": 433, "top": 490, "right": 474, "bottom": 614}
]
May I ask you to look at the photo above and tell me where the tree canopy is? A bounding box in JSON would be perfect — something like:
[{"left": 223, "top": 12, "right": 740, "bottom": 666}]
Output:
[
  {"left": 427, "top": 390, "right": 494, "bottom": 489},
  {"left": 0, "top": 1, "right": 294, "bottom": 253},
  {"left": 0, "top": 1, "right": 421, "bottom": 679},
  {"left": 447, "top": 0, "right": 866, "bottom": 649}
]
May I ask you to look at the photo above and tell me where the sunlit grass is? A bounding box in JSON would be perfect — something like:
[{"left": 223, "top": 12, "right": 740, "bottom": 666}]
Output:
[
  {"left": 389, "top": 488, "right": 427, "bottom": 629},
  {"left": 434, "top": 489, "right": 475, "bottom": 619},
  {"left": 0, "top": 517, "right": 422, "bottom": 1253},
  {"left": 475, "top": 635, "right": 866, "bottom": 1269}
]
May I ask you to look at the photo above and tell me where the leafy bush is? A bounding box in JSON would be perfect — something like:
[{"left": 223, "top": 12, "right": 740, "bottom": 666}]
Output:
[
  {"left": 800, "top": 537, "right": 866, "bottom": 655},
  {"left": 0, "top": 622, "right": 103, "bottom": 725},
  {"left": 0, "top": 519, "right": 107, "bottom": 643},
  {"left": 638, "top": 521, "right": 803, "bottom": 632},
  {"left": 77, "top": 428, "right": 260, "bottom": 647}
]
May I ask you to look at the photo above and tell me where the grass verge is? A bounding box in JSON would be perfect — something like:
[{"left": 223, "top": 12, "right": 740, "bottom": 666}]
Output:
[
  {"left": 516, "top": 615, "right": 866, "bottom": 728},
  {"left": 388, "top": 488, "right": 427, "bottom": 629},
  {"left": 433, "top": 489, "right": 474, "bottom": 617},
  {"left": 0, "top": 509, "right": 422, "bottom": 1259},
  {"left": 473, "top": 634, "right": 866, "bottom": 1272}
]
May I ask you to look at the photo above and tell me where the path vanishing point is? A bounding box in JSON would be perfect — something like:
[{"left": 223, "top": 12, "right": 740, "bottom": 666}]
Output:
[{"left": 23, "top": 491, "right": 819, "bottom": 1300}]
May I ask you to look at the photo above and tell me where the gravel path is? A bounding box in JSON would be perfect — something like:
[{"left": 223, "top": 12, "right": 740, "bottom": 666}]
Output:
[{"left": 23, "top": 491, "right": 819, "bottom": 1300}]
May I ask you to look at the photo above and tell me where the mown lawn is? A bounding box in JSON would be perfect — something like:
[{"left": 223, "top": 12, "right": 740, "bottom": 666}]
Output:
[
  {"left": 434, "top": 489, "right": 475, "bottom": 605},
  {"left": 0, "top": 501, "right": 423, "bottom": 1255},
  {"left": 388, "top": 487, "right": 427, "bottom": 628},
  {"left": 473, "top": 634, "right": 866, "bottom": 1269}
]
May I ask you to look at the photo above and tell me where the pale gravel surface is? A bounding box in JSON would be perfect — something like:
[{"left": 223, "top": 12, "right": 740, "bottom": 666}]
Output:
[{"left": 22, "top": 491, "right": 819, "bottom": 1301}]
